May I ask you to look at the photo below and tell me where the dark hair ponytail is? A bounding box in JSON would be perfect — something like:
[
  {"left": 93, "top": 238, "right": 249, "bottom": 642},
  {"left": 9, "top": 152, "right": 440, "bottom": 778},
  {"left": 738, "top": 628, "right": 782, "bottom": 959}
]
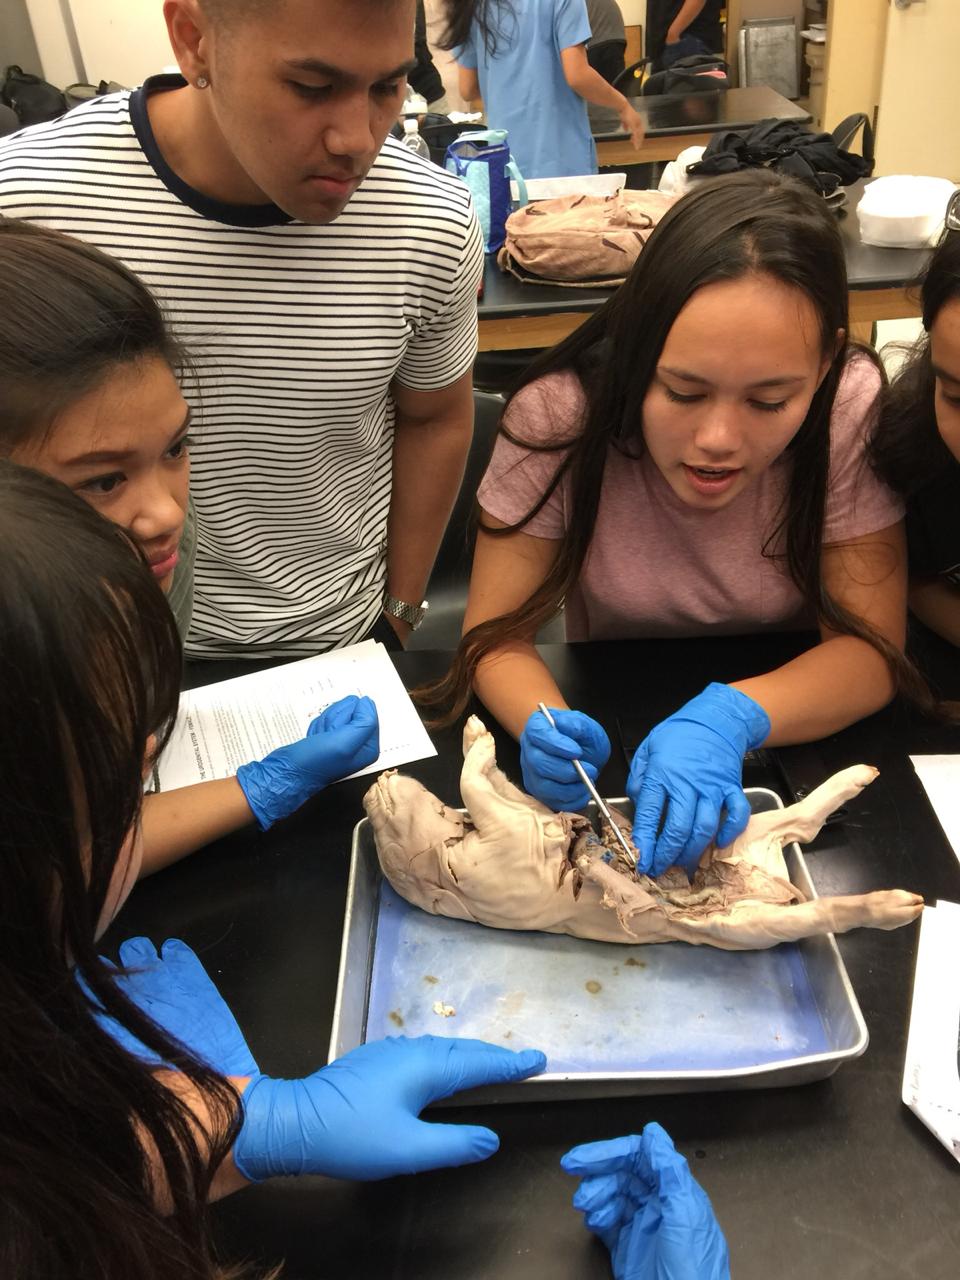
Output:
[
  {"left": 418, "top": 170, "right": 928, "bottom": 724},
  {"left": 438, "top": 0, "right": 517, "bottom": 55},
  {"left": 0, "top": 462, "right": 259, "bottom": 1279}
]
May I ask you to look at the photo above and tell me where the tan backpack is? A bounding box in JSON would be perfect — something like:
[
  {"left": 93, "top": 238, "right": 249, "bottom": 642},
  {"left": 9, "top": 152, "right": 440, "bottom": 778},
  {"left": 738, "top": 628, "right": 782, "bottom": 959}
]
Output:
[{"left": 497, "top": 190, "right": 677, "bottom": 288}]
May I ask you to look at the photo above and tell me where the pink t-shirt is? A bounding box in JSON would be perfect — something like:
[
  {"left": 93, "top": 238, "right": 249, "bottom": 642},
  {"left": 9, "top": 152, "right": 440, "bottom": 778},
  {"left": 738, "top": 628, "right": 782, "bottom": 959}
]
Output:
[{"left": 477, "top": 356, "right": 904, "bottom": 642}]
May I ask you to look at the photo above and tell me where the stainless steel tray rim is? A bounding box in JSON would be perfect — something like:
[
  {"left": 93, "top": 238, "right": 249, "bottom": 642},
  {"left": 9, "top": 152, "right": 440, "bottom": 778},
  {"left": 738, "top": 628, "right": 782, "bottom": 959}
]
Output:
[{"left": 330, "top": 788, "right": 871, "bottom": 1097}]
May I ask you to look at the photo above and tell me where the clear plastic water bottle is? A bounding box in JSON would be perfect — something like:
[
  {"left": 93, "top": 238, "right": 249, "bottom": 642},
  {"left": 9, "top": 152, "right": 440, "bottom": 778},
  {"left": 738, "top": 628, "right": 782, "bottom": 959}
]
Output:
[{"left": 402, "top": 117, "right": 431, "bottom": 161}]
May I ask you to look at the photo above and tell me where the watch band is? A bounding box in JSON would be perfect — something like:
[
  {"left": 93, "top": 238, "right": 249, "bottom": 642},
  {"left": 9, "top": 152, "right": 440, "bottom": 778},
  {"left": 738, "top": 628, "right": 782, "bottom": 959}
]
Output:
[{"left": 383, "top": 593, "right": 429, "bottom": 630}]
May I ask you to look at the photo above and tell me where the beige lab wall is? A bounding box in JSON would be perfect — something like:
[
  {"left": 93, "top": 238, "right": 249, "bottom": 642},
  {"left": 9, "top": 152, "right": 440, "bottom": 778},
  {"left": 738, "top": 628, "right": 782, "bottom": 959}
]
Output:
[
  {"left": 25, "top": 0, "right": 170, "bottom": 88},
  {"left": 821, "top": 0, "right": 886, "bottom": 137},
  {"left": 67, "top": 0, "right": 170, "bottom": 87},
  {"left": 24, "top": 0, "right": 82, "bottom": 87},
  {"left": 873, "top": 0, "right": 960, "bottom": 179}
]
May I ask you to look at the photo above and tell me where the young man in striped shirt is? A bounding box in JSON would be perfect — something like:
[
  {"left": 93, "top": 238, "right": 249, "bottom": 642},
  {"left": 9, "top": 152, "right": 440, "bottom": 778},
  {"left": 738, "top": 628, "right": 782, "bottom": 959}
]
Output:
[{"left": 0, "top": 0, "right": 483, "bottom": 659}]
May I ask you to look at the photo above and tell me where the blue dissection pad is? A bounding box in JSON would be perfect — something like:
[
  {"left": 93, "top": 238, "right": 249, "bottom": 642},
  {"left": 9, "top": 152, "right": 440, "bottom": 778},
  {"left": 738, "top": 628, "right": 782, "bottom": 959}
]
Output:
[{"left": 366, "top": 882, "right": 830, "bottom": 1074}]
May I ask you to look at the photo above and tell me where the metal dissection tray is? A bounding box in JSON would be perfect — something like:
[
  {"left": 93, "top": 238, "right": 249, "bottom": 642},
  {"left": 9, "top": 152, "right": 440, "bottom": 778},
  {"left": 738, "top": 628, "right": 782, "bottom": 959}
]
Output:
[{"left": 329, "top": 789, "right": 868, "bottom": 1102}]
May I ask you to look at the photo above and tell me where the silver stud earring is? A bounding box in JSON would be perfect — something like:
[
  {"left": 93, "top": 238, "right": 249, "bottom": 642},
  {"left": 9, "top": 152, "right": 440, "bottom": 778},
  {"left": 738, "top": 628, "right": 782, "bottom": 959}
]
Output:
[{"left": 196, "top": 75, "right": 209, "bottom": 89}]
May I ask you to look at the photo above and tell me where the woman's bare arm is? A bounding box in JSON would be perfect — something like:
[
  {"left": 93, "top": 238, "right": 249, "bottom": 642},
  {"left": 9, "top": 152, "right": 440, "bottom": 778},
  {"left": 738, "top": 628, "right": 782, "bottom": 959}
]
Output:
[
  {"left": 908, "top": 577, "right": 960, "bottom": 646},
  {"left": 141, "top": 1072, "right": 251, "bottom": 1211},
  {"left": 139, "top": 782, "right": 255, "bottom": 878},
  {"left": 464, "top": 514, "right": 566, "bottom": 736}
]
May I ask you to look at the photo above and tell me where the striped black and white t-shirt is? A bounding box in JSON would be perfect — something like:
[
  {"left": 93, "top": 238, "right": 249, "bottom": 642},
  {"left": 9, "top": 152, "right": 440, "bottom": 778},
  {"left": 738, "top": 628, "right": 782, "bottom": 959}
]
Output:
[{"left": 0, "top": 76, "right": 483, "bottom": 659}]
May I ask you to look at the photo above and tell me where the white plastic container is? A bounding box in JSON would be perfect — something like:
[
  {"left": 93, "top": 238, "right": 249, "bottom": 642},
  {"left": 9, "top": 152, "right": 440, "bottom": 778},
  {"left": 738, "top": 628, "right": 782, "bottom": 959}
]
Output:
[
  {"left": 399, "top": 89, "right": 428, "bottom": 118},
  {"left": 856, "top": 175, "right": 959, "bottom": 249},
  {"left": 510, "top": 171, "right": 626, "bottom": 203},
  {"left": 658, "top": 145, "right": 707, "bottom": 198}
]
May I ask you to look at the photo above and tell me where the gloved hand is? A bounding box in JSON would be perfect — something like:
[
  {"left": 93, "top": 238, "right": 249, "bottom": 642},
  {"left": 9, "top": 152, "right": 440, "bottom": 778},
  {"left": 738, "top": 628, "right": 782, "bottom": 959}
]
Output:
[
  {"left": 562, "top": 1123, "right": 731, "bottom": 1280},
  {"left": 85, "top": 937, "right": 259, "bottom": 1077},
  {"left": 627, "top": 683, "right": 770, "bottom": 879},
  {"left": 236, "top": 694, "right": 379, "bottom": 829},
  {"left": 520, "top": 708, "right": 611, "bottom": 812},
  {"left": 233, "top": 1034, "right": 547, "bottom": 1182}
]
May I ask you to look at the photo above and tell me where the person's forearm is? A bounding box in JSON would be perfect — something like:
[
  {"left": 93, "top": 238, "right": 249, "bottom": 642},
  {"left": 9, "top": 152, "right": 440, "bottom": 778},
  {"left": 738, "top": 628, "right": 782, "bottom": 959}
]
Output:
[
  {"left": 139, "top": 781, "right": 254, "bottom": 878},
  {"left": 474, "top": 641, "right": 568, "bottom": 738},
  {"left": 564, "top": 61, "right": 633, "bottom": 113},
  {"left": 667, "top": 0, "right": 707, "bottom": 43},
  {"left": 388, "top": 408, "right": 473, "bottom": 635},
  {"left": 147, "top": 1072, "right": 252, "bottom": 1210},
  {"left": 909, "top": 578, "right": 960, "bottom": 646},
  {"left": 731, "top": 635, "right": 897, "bottom": 746},
  {"left": 458, "top": 64, "right": 482, "bottom": 108},
  {"left": 213, "top": 1075, "right": 256, "bottom": 1201}
]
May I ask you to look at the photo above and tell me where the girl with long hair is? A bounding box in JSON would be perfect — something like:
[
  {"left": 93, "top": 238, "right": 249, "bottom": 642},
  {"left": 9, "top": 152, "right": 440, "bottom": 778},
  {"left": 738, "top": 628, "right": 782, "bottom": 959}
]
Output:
[
  {"left": 0, "top": 216, "right": 378, "bottom": 873},
  {"left": 871, "top": 209, "right": 960, "bottom": 646},
  {"left": 421, "top": 171, "right": 916, "bottom": 880},
  {"left": 439, "top": 0, "right": 644, "bottom": 178},
  {"left": 0, "top": 460, "right": 544, "bottom": 1279}
]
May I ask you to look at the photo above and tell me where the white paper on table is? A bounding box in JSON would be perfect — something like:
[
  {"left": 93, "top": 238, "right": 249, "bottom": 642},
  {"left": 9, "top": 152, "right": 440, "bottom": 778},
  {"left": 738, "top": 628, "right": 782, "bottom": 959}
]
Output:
[
  {"left": 510, "top": 172, "right": 626, "bottom": 202},
  {"left": 910, "top": 755, "right": 960, "bottom": 866},
  {"left": 901, "top": 900, "right": 960, "bottom": 1164},
  {"left": 155, "top": 640, "right": 436, "bottom": 790}
]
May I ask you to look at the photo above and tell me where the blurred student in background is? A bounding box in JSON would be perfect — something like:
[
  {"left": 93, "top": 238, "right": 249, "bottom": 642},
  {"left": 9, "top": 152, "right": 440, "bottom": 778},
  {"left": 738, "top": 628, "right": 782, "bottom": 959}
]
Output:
[{"left": 441, "top": 0, "right": 644, "bottom": 177}]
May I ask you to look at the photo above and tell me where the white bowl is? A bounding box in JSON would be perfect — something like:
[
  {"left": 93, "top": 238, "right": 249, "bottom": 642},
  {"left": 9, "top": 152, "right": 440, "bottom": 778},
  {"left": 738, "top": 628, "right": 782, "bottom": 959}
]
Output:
[{"left": 857, "top": 175, "right": 958, "bottom": 248}]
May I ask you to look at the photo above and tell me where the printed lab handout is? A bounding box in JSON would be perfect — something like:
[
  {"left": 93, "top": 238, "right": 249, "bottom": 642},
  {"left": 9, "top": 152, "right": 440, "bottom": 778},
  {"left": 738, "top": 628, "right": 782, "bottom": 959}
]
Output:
[
  {"left": 901, "top": 899, "right": 960, "bottom": 1164},
  {"left": 156, "top": 641, "right": 436, "bottom": 791},
  {"left": 910, "top": 754, "right": 960, "bottom": 867}
]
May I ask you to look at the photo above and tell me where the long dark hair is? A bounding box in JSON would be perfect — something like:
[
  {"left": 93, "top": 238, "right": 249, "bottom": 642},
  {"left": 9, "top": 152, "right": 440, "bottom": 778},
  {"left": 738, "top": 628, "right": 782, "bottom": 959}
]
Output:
[
  {"left": 0, "top": 463, "right": 247, "bottom": 1279},
  {"left": 0, "top": 216, "right": 188, "bottom": 453},
  {"left": 871, "top": 229, "right": 960, "bottom": 497},
  {"left": 438, "top": 0, "right": 517, "bottom": 55},
  {"left": 420, "top": 170, "right": 925, "bottom": 723}
]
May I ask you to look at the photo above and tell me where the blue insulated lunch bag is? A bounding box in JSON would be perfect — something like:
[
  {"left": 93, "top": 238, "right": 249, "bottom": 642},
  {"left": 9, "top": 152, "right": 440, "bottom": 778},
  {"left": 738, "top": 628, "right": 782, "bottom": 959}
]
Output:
[{"left": 444, "top": 129, "right": 528, "bottom": 254}]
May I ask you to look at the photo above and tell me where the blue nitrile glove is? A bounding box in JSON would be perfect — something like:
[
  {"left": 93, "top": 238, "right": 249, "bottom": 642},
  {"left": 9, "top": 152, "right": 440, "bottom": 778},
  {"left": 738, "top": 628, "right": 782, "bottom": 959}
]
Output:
[
  {"left": 83, "top": 937, "right": 259, "bottom": 1077},
  {"left": 561, "top": 1123, "right": 731, "bottom": 1280},
  {"left": 233, "top": 1034, "right": 547, "bottom": 1182},
  {"left": 236, "top": 694, "right": 379, "bottom": 830},
  {"left": 627, "top": 683, "right": 770, "bottom": 879},
  {"left": 520, "top": 708, "right": 611, "bottom": 811}
]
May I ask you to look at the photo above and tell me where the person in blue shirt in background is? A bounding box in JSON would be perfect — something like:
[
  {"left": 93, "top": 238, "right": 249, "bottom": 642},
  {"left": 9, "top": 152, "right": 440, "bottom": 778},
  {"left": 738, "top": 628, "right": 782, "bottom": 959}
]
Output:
[{"left": 440, "top": 0, "right": 645, "bottom": 178}]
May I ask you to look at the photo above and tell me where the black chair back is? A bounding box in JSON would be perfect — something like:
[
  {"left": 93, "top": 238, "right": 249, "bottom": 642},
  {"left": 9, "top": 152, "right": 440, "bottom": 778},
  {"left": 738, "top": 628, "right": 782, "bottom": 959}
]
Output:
[
  {"left": 587, "top": 38, "right": 627, "bottom": 86},
  {"left": 408, "top": 391, "right": 505, "bottom": 650},
  {"left": 612, "top": 58, "right": 650, "bottom": 98}
]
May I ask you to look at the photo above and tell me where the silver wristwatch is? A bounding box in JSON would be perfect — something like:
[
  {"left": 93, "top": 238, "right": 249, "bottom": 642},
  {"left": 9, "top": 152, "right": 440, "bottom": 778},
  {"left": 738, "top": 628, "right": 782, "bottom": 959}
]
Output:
[{"left": 383, "top": 593, "right": 429, "bottom": 631}]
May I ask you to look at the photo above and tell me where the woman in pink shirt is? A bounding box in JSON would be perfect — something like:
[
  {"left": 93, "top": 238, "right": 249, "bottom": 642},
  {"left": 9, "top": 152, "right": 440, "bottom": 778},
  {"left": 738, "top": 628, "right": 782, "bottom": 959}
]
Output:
[{"left": 426, "top": 171, "right": 917, "bottom": 879}]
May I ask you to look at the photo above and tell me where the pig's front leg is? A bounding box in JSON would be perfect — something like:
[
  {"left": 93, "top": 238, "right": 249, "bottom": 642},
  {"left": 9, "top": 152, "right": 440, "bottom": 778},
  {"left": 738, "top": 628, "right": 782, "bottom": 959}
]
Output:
[
  {"left": 734, "top": 765, "right": 879, "bottom": 851},
  {"left": 460, "top": 716, "right": 555, "bottom": 830}
]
